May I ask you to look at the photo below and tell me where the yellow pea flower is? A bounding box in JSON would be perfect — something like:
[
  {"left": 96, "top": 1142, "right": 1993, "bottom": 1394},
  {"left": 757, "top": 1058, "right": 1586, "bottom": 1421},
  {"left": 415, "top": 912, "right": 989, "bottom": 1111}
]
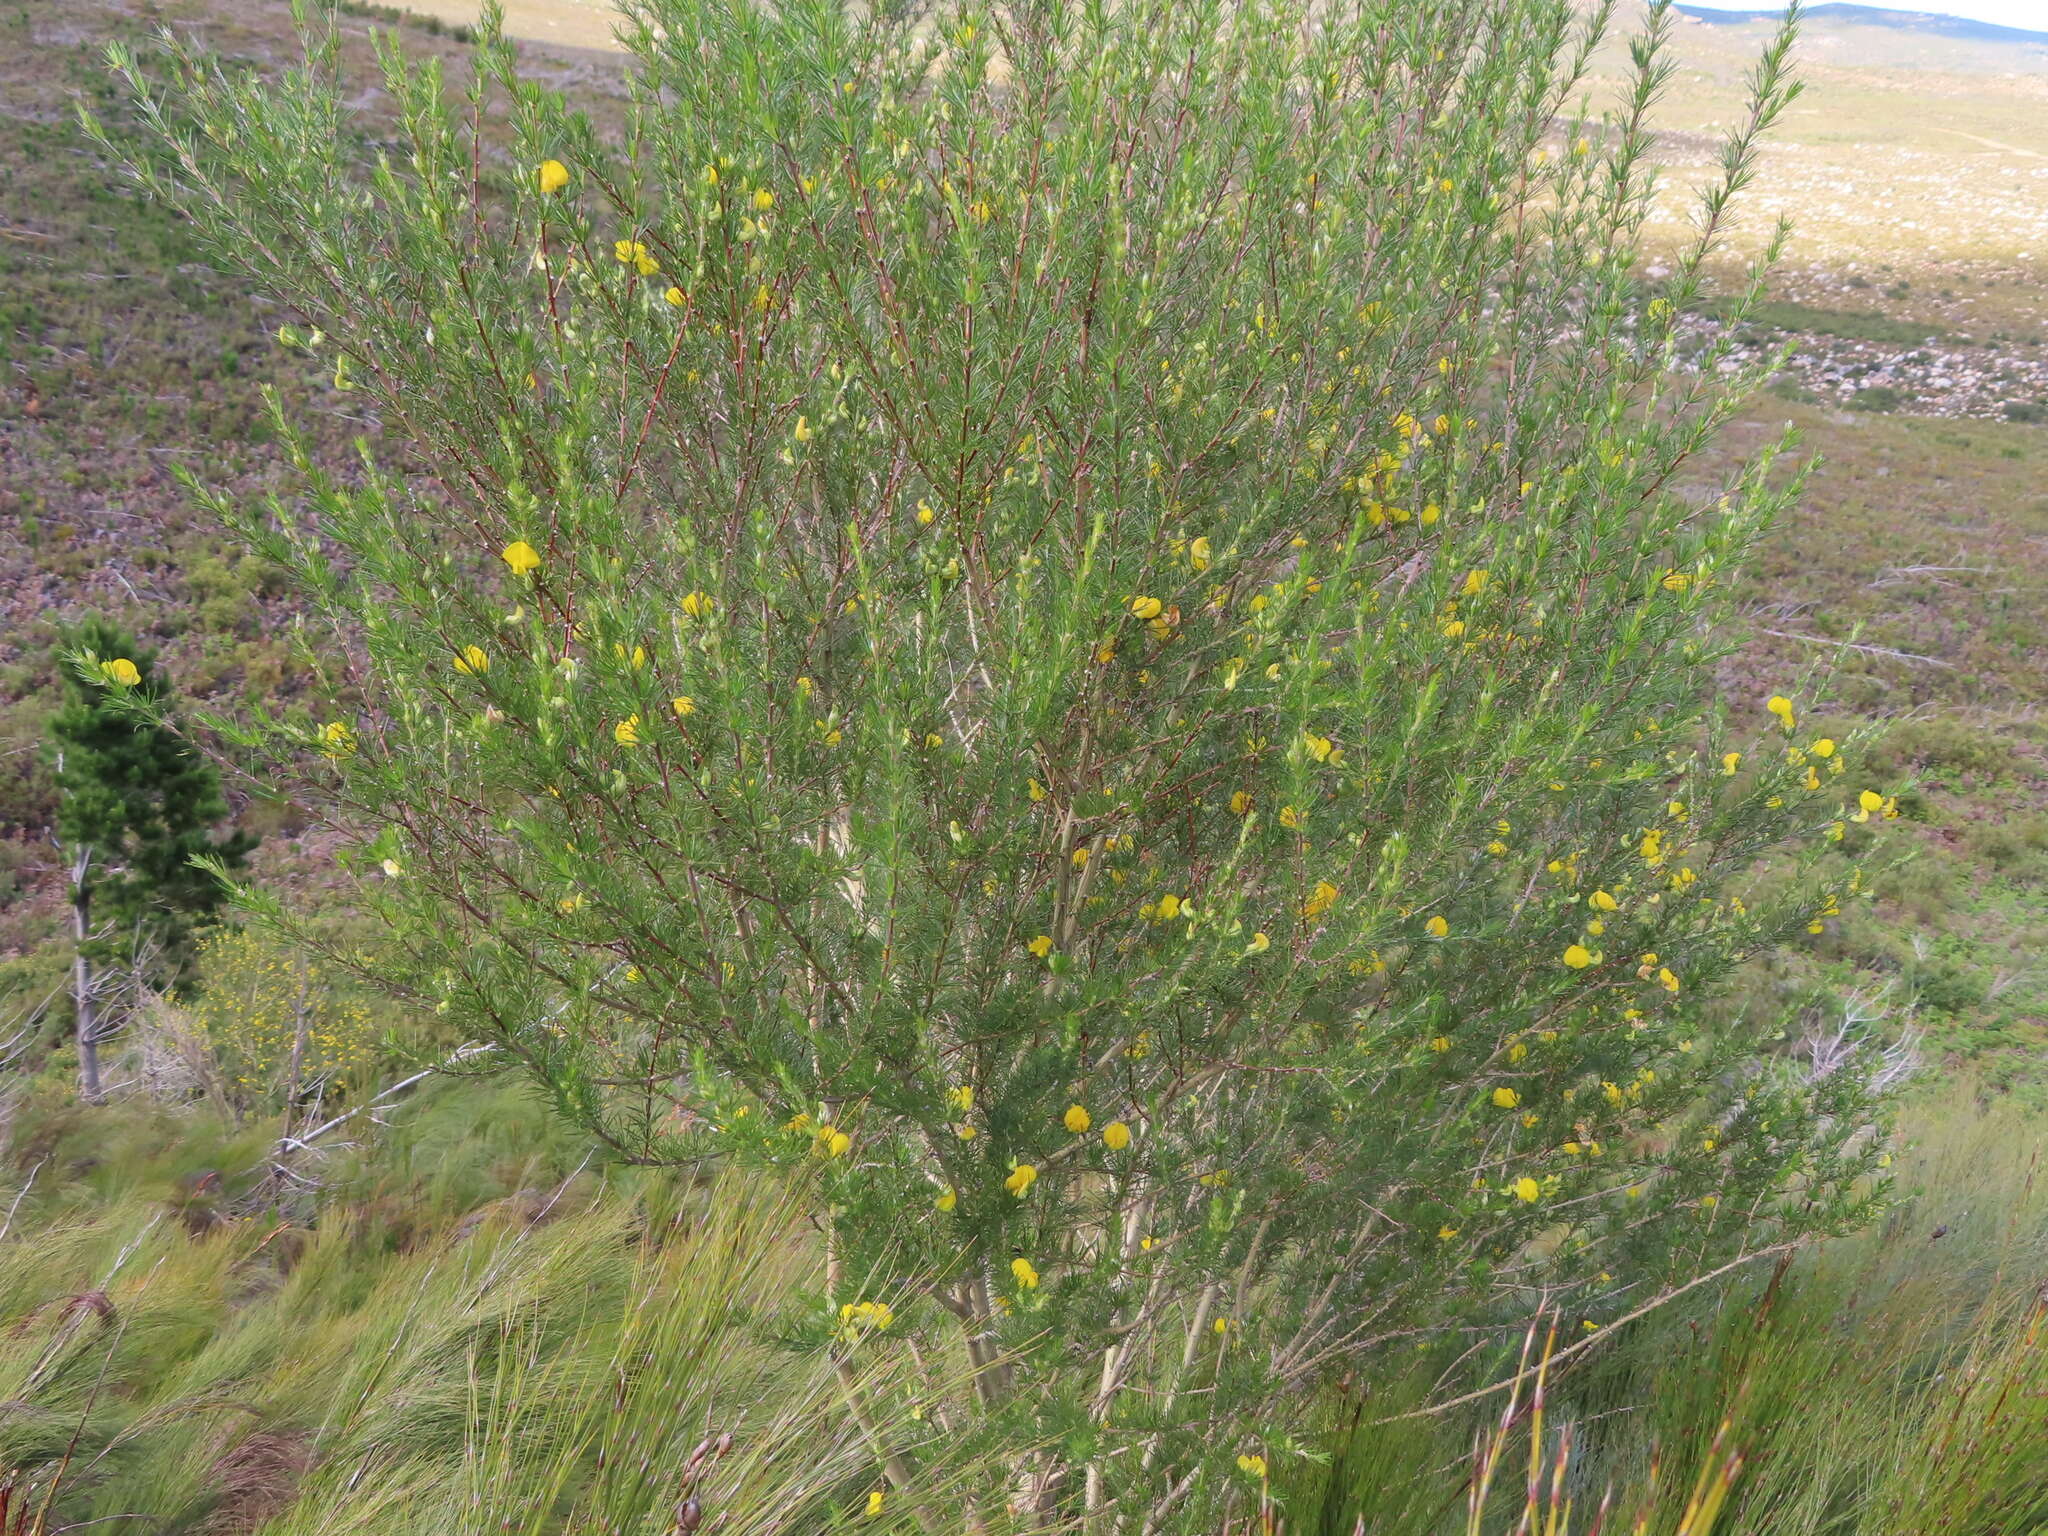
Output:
[
  {"left": 99, "top": 657, "right": 142, "bottom": 687},
  {"left": 1063, "top": 1104, "right": 1091, "bottom": 1134},
  {"left": 1562, "top": 944, "right": 1595, "bottom": 969},
  {"left": 1245, "top": 931, "right": 1270, "bottom": 955},
  {"left": 1657, "top": 967, "right": 1680, "bottom": 993},
  {"left": 671, "top": 696, "right": 696, "bottom": 717},
  {"left": 867, "top": 1490, "right": 885, "bottom": 1518},
  {"left": 1462, "top": 568, "right": 1490, "bottom": 596},
  {"left": 501, "top": 540, "right": 541, "bottom": 575},
  {"left": 680, "top": 590, "right": 715, "bottom": 620},
  {"left": 537, "top": 159, "right": 569, "bottom": 194},
  {"left": 1102, "top": 1121, "right": 1131, "bottom": 1150},
  {"left": 793, "top": 415, "right": 812, "bottom": 442},
  {"left": 935, "top": 1185, "right": 957, "bottom": 1211},
  {"left": 1004, "top": 1164, "right": 1038, "bottom": 1197},
  {"left": 1237, "top": 1454, "right": 1268, "bottom": 1480},
  {"left": 614, "top": 715, "right": 642, "bottom": 746},
  {"left": 1302, "top": 881, "right": 1338, "bottom": 919},
  {"left": 664, "top": 285, "right": 686, "bottom": 307},
  {"left": 1852, "top": 789, "right": 1884, "bottom": 823},
  {"left": 753, "top": 187, "right": 775, "bottom": 211},
  {"left": 1424, "top": 915, "right": 1449, "bottom": 938},
  {"left": 1589, "top": 890, "right": 1618, "bottom": 912},
  {"left": 1812, "top": 738, "right": 1835, "bottom": 758},
  {"left": 1027, "top": 935, "right": 1054, "bottom": 959},
  {"left": 1722, "top": 751, "right": 1742, "bottom": 776},
  {"left": 1011, "top": 1256, "right": 1039, "bottom": 1289},
  {"left": 1129, "top": 595, "right": 1163, "bottom": 621},
  {"left": 1765, "top": 695, "right": 1796, "bottom": 732},
  {"left": 453, "top": 645, "right": 489, "bottom": 675},
  {"left": 1492, "top": 1087, "right": 1520, "bottom": 1110},
  {"left": 1513, "top": 1176, "right": 1541, "bottom": 1203}
]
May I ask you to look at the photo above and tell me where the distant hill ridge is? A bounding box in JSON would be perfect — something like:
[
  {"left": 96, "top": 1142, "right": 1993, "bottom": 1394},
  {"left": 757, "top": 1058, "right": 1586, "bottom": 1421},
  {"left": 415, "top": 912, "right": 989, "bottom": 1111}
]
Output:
[{"left": 1674, "top": 3, "right": 2048, "bottom": 44}]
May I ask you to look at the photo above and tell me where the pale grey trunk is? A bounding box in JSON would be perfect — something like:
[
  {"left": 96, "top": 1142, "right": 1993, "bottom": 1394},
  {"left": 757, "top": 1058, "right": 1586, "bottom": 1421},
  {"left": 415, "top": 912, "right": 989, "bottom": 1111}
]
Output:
[{"left": 70, "top": 854, "right": 102, "bottom": 1103}]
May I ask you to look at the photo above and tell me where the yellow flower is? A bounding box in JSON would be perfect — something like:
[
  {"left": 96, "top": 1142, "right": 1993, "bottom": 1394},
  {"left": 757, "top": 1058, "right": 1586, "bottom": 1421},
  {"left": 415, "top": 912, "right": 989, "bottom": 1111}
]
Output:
[
  {"left": 1063, "top": 1104, "right": 1091, "bottom": 1134},
  {"left": 1011, "top": 1256, "right": 1039, "bottom": 1289},
  {"left": 1562, "top": 944, "right": 1595, "bottom": 970},
  {"left": 1129, "top": 595, "right": 1163, "bottom": 621},
  {"left": 1424, "top": 915, "right": 1449, "bottom": 938},
  {"left": 753, "top": 186, "right": 775, "bottom": 211},
  {"left": 1245, "top": 931, "right": 1270, "bottom": 955},
  {"left": 670, "top": 695, "right": 696, "bottom": 717},
  {"left": 1429, "top": 1036, "right": 1451, "bottom": 1052},
  {"left": 867, "top": 1489, "right": 886, "bottom": 1518},
  {"left": 1589, "top": 890, "right": 1618, "bottom": 912},
  {"left": 1151, "top": 893, "right": 1184, "bottom": 922},
  {"left": 319, "top": 721, "right": 356, "bottom": 757},
  {"left": 1462, "top": 568, "right": 1490, "bottom": 596},
  {"left": 793, "top": 414, "right": 813, "bottom": 443},
  {"left": 1304, "top": 732, "right": 1337, "bottom": 763},
  {"left": 949, "top": 1084, "right": 974, "bottom": 1114},
  {"left": 537, "top": 159, "right": 570, "bottom": 194},
  {"left": 453, "top": 645, "right": 489, "bottom": 675},
  {"left": 1512, "top": 1176, "right": 1541, "bottom": 1203},
  {"left": 1852, "top": 788, "right": 1884, "bottom": 823},
  {"left": 1492, "top": 1086, "right": 1520, "bottom": 1110},
  {"left": 1302, "top": 880, "right": 1338, "bottom": 919},
  {"left": 1102, "top": 1120, "right": 1131, "bottom": 1150},
  {"left": 614, "top": 715, "right": 642, "bottom": 746},
  {"left": 1189, "top": 535, "right": 1213, "bottom": 570},
  {"left": 1722, "top": 751, "right": 1742, "bottom": 776},
  {"left": 1279, "top": 805, "right": 1304, "bottom": 830},
  {"left": 1004, "top": 1164, "right": 1038, "bottom": 1197},
  {"left": 664, "top": 285, "right": 686, "bottom": 307},
  {"left": 501, "top": 539, "right": 541, "bottom": 575},
  {"left": 839, "top": 1299, "right": 894, "bottom": 1336},
  {"left": 1812, "top": 738, "right": 1835, "bottom": 758},
  {"left": 818, "top": 1127, "right": 851, "bottom": 1157},
  {"left": 1027, "top": 934, "right": 1054, "bottom": 959},
  {"left": 1237, "top": 1454, "right": 1268, "bottom": 1480},
  {"left": 99, "top": 657, "right": 142, "bottom": 687},
  {"left": 935, "top": 1185, "right": 957, "bottom": 1211},
  {"left": 680, "top": 590, "right": 715, "bottom": 620},
  {"left": 1657, "top": 967, "right": 1679, "bottom": 993},
  {"left": 1765, "top": 695, "right": 1796, "bottom": 732}
]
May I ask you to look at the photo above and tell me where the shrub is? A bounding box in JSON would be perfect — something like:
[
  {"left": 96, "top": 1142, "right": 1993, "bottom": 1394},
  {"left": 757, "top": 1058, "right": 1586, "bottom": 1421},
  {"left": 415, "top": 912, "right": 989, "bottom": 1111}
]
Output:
[
  {"left": 99, "top": 0, "right": 1894, "bottom": 1525},
  {"left": 185, "top": 926, "right": 384, "bottom": 1113}
]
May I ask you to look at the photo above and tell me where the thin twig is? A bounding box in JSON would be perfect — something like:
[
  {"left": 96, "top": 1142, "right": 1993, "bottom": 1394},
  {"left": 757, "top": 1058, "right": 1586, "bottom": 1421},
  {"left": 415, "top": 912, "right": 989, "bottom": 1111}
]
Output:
[{"left": 1754, "top": 629, "right": 1955, "bottom": 668}]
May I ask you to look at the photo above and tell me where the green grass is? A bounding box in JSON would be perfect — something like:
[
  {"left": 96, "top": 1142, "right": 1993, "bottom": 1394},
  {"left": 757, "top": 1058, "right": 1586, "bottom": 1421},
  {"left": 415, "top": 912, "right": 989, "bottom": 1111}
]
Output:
[
  {"left": 1709, "top": 299, "right": 1947, "bottom": 348},
  {"left": 1292, "top": 1081, "right": 2048, "bottom": 1535},
  {"left": 2, "top": 1074, "right": 2041, "bottom": 1534}
]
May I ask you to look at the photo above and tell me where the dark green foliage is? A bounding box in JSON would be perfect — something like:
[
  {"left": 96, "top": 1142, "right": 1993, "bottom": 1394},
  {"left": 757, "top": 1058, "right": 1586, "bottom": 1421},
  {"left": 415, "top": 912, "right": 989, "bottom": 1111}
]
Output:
[{"left": 48, "top": 617, "right": 255, "bottom": 978}]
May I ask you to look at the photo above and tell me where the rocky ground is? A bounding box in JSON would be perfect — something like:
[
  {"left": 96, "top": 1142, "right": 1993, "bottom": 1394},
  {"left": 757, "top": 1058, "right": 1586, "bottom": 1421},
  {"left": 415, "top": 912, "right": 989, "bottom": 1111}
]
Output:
[{"left": 1680, "top": 311, "right": 2048, "bottom": 419}]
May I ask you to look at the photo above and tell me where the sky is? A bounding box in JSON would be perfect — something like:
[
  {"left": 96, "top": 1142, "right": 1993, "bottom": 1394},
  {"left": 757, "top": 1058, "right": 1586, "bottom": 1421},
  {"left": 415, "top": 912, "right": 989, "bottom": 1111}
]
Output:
[{"left": 1678, "top": 0, "right": 2048, "bottom": 25}]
